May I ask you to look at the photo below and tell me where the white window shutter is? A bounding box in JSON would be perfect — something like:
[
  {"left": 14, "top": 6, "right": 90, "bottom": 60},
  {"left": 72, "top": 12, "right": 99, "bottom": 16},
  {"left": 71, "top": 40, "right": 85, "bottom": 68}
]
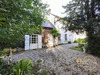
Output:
[
  {"left": 38, "top": 35, "right": 42, "bottom": 48},
  {"left": 25, "top": 35, "right": 29, "bottom": 50}
]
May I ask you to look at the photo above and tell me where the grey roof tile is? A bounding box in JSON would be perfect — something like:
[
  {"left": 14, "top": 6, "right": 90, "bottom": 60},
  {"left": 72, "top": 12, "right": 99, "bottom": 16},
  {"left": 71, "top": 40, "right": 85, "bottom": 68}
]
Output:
[{"left": 43, "top": 20, "right": 55, "bottom": 29}]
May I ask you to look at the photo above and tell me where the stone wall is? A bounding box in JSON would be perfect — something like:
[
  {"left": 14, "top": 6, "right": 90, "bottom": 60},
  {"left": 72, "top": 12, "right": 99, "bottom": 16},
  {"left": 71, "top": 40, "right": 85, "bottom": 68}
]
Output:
[{"left": 42, "top": 28, "right": 53, "bottom": 47}]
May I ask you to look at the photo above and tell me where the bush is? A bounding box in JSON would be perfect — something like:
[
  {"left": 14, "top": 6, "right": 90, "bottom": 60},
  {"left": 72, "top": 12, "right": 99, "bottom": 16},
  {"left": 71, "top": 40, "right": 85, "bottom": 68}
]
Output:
[
  {"left": 78, "top": 43, "right": 84, "bottom": 47},
  {"left": 77, "top": 38, "right": 83, "bottom": 44},
  {"left": 13, "top": 58, "right": 33, "bottom": 75},
  {"left": 0, "top": 50, "right": 9, "bottom": 57},
  {"left": 0, "top": 37, "right": 24, "bottom": 50},
  {"left": 0, "top": 58, "right": 50, "bottom": 75},
  {"left": 73, "top": 40, "right": 77, "bottom": 43},
  {"left": 0, "top": 59, "right": 13, "bottom": 75},
  {"left": 68, "top": 41, "right": 71, "bottom": 44},
  {"left": 84, "top": 43, "right": 88, "bottom": 51},
  {"left": 76, "top": 37, "right": 88, "bottom": 44},
  {"left": 51, "top": 28, "right": 60, "bottom": 38},
  {"left": 82, "top": 37, "right": 88, "bottom": 43}
]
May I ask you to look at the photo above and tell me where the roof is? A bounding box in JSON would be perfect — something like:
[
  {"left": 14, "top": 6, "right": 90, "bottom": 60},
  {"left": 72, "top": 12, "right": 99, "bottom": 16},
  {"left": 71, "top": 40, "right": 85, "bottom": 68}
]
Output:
[
  {"left": 50, "top": 13, "right": 61, "bottom": 18},
  {"left": 43, "top": 20, "right": 55, "bottom": 29}
]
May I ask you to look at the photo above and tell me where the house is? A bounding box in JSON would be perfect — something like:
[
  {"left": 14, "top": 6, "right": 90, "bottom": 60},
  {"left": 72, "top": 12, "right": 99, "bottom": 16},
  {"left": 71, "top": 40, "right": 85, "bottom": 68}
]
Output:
[
  {"left": 42, "top": 9, "right": 86, "bottom": 47},
  {"left": 25, "top": 9, "right": 86, "bottom": 50}
]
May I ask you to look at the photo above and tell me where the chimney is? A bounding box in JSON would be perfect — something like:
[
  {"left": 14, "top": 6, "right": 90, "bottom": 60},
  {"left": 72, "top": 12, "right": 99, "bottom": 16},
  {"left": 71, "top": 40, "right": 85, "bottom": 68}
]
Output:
[{"left": 47, "top": 9, "right": 51, "bottom": 14}]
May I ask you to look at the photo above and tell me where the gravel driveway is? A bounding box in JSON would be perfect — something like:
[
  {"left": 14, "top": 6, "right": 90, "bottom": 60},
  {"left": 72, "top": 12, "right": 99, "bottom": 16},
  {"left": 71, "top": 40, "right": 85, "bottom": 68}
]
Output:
[{"left": 4, "top": 43, "right": 100, "bottom": 75}]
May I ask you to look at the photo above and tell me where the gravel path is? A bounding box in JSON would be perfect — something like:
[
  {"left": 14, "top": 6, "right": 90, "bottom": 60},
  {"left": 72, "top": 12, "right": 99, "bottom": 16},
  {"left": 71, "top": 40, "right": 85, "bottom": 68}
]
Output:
[{"left": 4, "top": 43, "right": 100, "bottom": 75}]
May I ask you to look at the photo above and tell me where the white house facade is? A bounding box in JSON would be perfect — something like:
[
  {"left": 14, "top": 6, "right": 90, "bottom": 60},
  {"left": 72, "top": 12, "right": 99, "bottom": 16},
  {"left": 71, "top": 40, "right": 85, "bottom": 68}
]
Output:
[{"left": 46, "top": 10, "right": 86, "bottom": 44}]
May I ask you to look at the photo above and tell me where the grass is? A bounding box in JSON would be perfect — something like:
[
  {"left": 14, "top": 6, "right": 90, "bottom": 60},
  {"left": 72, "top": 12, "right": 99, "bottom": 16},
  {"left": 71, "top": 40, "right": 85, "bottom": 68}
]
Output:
[
  {"left": 70, "top": 46, "right": 83, "bottom": 51},
  {"left": 58, "top": 43, "right": 68, "bottom": 45}
]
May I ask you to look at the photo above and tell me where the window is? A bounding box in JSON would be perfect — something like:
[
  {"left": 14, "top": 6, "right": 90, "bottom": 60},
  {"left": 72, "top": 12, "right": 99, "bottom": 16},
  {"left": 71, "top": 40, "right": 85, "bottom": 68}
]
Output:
[
  {"left": 30, "top": 35, "right": 38, "bottom": 44},
  {"left": 58, "top": 35, "right": 61, "bottom": 41},
  {"left": 65, "top": 34, "right": 67, "bottom": 40}
]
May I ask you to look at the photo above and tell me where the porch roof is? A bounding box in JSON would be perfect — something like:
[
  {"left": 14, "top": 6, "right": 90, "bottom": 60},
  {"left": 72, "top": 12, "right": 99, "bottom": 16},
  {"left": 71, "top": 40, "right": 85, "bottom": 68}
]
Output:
[{"left": 43, "top": 20, "right": 55, "bottom": 29}]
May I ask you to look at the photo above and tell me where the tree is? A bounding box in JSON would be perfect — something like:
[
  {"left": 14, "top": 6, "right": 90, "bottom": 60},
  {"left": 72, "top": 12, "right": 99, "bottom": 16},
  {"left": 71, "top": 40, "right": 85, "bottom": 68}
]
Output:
[
  {"left": 0, "top": 0, "right": 47, "bottom": 49},
  {"left": 62, "top": 0, "right": 100, "bottom": 55},
  {"left": 51, "top": 28, "right": 60, "bottom": 46}
]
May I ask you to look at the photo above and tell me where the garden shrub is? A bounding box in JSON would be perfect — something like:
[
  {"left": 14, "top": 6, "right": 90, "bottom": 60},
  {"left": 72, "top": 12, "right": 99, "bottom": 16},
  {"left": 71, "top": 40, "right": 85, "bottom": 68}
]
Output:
[
  {"left": 84, "top": 43, "right": 88, "bottom": 51},
  {"left": 0, "top": 59, "right": 13, "bottom": 75},
  {"left": 0, "top": 37, "right": 24, "bottom": 51},
  {"left": 0, "top": 58, "right": 50, "bottom": 75},
  {"left": 77, "top": 38, "right": 83, "bottom": 44},
  {"left": 13, "top": 58, "right": 33, "bottom": 75},
  {"left": 76, "top": 37, "right": 88, "bottom": 44},
  {"left": 0, "top": 50, "right": 8, "bottom": 57},
  {"left": 73, "top": 40, "right": 77, "bottom": 43},
  {"left": 82, "top": 37, "right": 87, "bottom": 43},
  {"left": 78, "top": 43, "right": 84, "bottom": 47},
  {"left": 68, "top": 41, "right": 71, "bottom": 44}
]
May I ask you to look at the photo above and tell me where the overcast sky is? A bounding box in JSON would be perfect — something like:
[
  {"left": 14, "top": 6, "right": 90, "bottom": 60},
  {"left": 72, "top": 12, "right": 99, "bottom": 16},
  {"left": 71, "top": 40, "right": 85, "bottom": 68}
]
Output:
[{"left": 42, "top": 0, "right": 71, "bottom": 17}]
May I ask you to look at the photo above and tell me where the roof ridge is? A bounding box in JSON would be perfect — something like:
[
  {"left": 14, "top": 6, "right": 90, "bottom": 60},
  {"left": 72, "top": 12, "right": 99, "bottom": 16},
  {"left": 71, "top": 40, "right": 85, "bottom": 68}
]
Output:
[{"left": 43, "top": 20, "right": 55, "bottom": 29}]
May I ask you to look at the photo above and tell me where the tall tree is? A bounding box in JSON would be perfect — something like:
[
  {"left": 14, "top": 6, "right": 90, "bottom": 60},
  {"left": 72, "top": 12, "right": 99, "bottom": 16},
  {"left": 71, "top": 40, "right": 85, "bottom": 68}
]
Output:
[
  {"left": 0, "top": 0, "right": 47, "bottom": 49},
  {"left": 63, "top": 0, "right": 100, "bottom": 55}
]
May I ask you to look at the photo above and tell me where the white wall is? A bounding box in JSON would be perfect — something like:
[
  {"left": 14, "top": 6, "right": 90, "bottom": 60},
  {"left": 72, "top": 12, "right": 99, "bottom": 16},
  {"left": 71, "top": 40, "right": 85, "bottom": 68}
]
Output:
[
  {"left": 48, "top": 34, "right": 54, "bottom": 47},
  {"left": 47, "top": 13, "right": 86, "bottom": 44}
]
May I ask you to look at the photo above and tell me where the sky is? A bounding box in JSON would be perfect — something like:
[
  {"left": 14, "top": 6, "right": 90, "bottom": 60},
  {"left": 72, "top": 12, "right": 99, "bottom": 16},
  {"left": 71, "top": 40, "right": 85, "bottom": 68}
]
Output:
[{"left": 42, "top": 0, "right": 71, "bottom": 17}]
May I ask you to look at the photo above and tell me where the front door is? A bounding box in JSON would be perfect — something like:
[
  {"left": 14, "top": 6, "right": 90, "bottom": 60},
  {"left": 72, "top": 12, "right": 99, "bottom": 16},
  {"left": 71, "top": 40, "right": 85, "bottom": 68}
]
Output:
[{"left": 29, "top": 35, "right": 38, "bottom": 49}]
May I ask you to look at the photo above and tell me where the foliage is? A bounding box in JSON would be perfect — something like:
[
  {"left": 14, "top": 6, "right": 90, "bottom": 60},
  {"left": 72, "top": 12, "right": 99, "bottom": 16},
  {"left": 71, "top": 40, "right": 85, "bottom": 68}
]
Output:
[
  {"left": 70, "top": 46, "right": 83, "bottom": 51},
  {"left": 76, "top": 38, "right": 85, "bottom": 47},
  {"left": 78, "top": 43, "right": 84, "bottom": 47},
  {"left": 77, "top": 38, "right": 83, "bottom": 44},
  {"left": 68, "top": 41, "right": 71, "bottom": 44},
  {"left": 32, "top": 59, "right": 42, "bottom": 75},
  {"left": 0, "top": 0, "right": 47, "bottom": 49},
  {"left": 73, "top": 40, "right": 77, "bottom": 43},
  {"left": 13, "top": 58, "right": 33, "bottom": 75},
  {"left": 51, "top": 28, "right": 60, "bottom": 38},
  {"left": 0, "top": 59, "right": 13, "bottom": 75},
  {"left": 41, "top": 69, "right": 50, "bottom": 75},
  {"left": 62, "top": 0, "right": 100, "bottom": 55},
  {"left": 76, "top": 37, "right": 87, "bottom": 44},
  {"left": 84, "top": 43, "right": 88, "bottom": 51},
  {"left": 0, "top": 58, "right": 50, "bottom": 75},
  {"left": 0, "top": 50, "right": 8, "bottom": 57},
  {"left": 63, "top": 0, "right": 100, "bottom": 32},
  {"left": 82, "top": 37, "right": 88, "bottom": 43}
]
